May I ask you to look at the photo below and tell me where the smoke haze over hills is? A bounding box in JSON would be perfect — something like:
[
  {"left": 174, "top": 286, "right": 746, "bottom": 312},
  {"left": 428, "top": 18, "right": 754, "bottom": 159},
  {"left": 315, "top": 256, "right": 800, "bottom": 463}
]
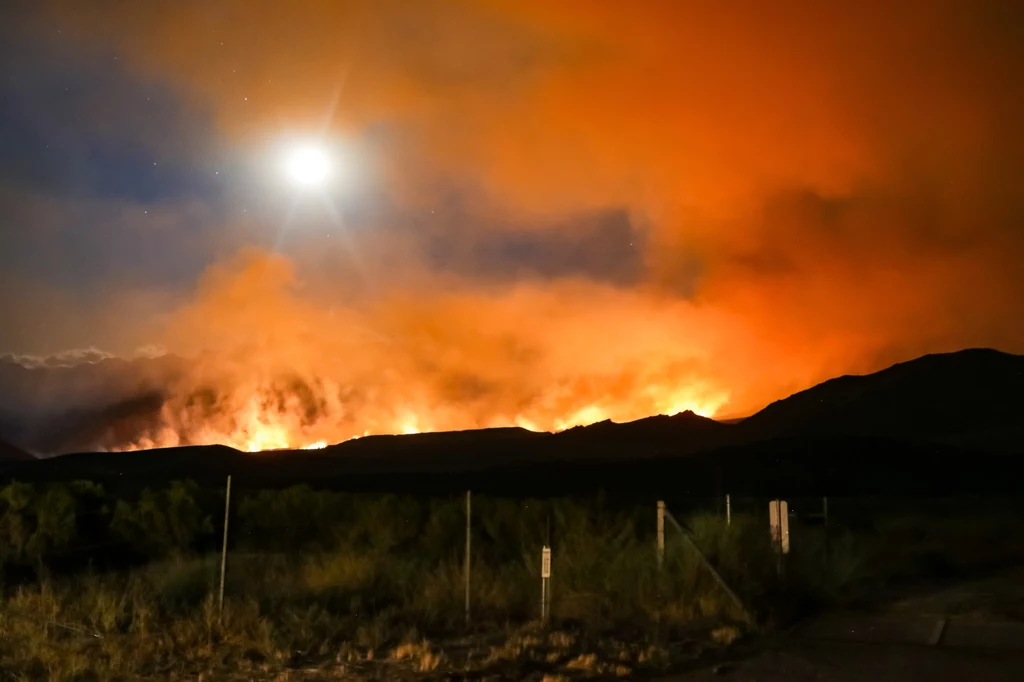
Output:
[
  {"left": 2, "top": 347, "right": 1021, "bottom": 461},
  {"left": 3, "top": 2, "right": 1024, "bottom": 453}
]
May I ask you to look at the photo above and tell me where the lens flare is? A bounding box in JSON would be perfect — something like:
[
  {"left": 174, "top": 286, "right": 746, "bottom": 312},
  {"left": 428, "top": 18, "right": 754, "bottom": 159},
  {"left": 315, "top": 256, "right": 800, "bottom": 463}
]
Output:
[{"left": 285, "top": 146, "right": 330, "bottom": 187}]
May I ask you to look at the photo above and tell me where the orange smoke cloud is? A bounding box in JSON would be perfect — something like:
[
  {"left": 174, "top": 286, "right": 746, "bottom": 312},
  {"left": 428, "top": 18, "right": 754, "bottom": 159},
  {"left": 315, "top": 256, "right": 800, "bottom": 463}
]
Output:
[
  {"left": 42, "top": 1, "right": 1024, "bottom": 450},
  {"left": 121, "top": 249, "right": 739, "bottom": 451}
]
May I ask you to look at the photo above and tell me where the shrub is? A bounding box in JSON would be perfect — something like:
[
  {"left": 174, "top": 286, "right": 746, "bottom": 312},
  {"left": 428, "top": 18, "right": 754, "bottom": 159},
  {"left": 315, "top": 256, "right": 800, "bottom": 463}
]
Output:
[
  {"left": 110, "top": 481, "right": 212, "bottom": 557},
  {"left": 0, "top": 482, "right": 80, "bottom": 568}
]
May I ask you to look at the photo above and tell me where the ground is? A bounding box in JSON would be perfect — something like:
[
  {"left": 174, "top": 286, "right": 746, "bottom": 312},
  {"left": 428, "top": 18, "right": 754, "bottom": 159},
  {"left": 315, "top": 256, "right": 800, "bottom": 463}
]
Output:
[
  {"left": 674, "top": 567, "right": 1024, "bottom": 682},
  {"left": 674, "top": 639, "right": 1024, "bottom": 682}
]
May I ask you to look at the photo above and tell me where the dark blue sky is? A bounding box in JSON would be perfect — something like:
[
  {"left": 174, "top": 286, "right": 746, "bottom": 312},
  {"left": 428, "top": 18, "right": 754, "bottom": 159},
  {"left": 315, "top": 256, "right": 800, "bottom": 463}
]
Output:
[{"left": 0, "top": 20, "right": 225, "bottom": 301}]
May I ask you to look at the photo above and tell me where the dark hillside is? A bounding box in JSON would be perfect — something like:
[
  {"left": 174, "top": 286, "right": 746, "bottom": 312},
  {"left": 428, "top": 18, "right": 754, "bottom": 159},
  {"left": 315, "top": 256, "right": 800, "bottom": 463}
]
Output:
[{"left": 737, "top": 348, "right": 1024, "bottom": 450}]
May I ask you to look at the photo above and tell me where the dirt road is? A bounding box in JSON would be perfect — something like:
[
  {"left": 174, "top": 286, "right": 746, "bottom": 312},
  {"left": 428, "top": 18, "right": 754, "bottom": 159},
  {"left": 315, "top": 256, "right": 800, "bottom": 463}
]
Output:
[
  {"left": 670, "top": 612, "right": 1024, "bottom": 682},
  {"left": 673, "top": 638, "right": 1024, "bottom": 682}
]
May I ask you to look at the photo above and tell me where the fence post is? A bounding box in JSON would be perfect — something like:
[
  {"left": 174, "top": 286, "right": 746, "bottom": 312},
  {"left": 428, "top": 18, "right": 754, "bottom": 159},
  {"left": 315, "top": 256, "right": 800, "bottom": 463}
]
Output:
[
  {"left": 465, "top": 490, "right": 471, "bottom": 626},
  {"left": 726, "top": 494, "right": 731, "bottom": 527},
  {"left": 769, "top": 499, "right": 789, "bottom": 578},
  {"left": 541, "top": 545, "right": 552, "bottom": 623},
  {"left": 822, "top": 496, "right": 829, "bottom": 569},
  {"left": 218, "top": 474, "right": 232, "bottom": 624},
  {"left": 656, "top": 500, "right": 665, "bottom": 569}
]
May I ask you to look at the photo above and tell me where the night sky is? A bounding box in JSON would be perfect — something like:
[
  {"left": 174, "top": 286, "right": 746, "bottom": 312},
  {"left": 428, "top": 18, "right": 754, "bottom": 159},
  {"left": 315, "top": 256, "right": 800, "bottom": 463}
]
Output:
[{"left": 2, "top": 1, "right": 1024, "bottom": 441}]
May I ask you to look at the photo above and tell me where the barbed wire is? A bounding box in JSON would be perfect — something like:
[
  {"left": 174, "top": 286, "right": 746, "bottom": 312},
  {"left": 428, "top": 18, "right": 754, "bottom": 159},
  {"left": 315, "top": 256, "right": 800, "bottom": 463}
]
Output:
[{"left": 1, "top": 606, "right": 104, "bottom": 640}]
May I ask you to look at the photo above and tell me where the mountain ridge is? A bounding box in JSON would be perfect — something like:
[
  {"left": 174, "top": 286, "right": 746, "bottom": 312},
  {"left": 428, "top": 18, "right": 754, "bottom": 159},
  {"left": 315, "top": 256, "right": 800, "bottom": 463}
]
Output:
[
  {"left": 736, "top": 347, "right": 1024, "bottom": 451},
  {"left": 0, "top": 439, "right": 34, "bottom": 461},
  {"left": 0, "top": 348, "right": 1021, "bottom": 493}
]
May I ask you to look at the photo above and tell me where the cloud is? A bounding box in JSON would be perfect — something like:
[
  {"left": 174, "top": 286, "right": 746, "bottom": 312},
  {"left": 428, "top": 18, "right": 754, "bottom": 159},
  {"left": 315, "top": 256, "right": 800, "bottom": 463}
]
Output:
[
  {"left": 419, "top": 207, "right": 647, "bottom": 287},
  {"left": 133, "top": 345, "right": 167, "bottom": 360},
  {"left": 1, "top": 346, "right": 113, "bottom": 369}
]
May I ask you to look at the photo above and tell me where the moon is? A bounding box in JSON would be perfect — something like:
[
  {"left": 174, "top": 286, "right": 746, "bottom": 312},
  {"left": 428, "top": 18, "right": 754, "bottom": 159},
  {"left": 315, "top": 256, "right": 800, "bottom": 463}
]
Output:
[{"left": 285, "top": 146, "right": 331, "bottom": 187}]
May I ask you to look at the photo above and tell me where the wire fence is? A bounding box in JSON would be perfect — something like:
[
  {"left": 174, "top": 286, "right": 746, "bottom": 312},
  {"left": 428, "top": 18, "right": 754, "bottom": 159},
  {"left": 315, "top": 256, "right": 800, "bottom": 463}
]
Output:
[
  {"left": 202, "top": 483, "right": 1024, "bottom": 628},
  {"left": 3, "top": 478, "right": 1024, "bottom": 643}
]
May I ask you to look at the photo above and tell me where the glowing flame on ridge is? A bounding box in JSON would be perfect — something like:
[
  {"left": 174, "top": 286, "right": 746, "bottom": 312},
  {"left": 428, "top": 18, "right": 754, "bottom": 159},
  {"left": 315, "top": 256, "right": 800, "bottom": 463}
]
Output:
[{"left": 112, "top": 378, "right": 728, "bottom": 454}]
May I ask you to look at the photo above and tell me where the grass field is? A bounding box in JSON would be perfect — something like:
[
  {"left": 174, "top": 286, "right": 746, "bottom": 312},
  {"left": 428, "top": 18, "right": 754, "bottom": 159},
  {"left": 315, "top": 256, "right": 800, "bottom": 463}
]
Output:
[{"left": 1, "top": 483, "right": 1023, "bottom": 680}]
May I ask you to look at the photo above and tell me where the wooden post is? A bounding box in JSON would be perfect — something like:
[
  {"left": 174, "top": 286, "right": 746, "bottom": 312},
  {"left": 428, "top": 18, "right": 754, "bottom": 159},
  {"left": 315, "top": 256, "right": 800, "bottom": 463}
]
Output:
[
  {"left": 464, "top": 490, "right": 471, "bottom": 626},
  {"left": 726, "top": 494, "right": 731, "bottom": 527},
  {"left": 218, "top": 475, "right": 232, "bottom": 623},
  {"left": 769, "top": 499, "right": 789, "bottom": 578},
  {"left": 541, "top": 545, "right": 551, "bottom": 623},
  {"left": 543, "top": 505, "right": 552, "bottom": 623},
  {"left": 656, "top": 500, "right": 666, "bottom": 568}
]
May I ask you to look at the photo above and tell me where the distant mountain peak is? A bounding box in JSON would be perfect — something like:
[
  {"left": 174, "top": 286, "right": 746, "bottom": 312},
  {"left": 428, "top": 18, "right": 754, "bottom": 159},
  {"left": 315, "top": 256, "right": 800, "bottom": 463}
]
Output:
[
  {"left": 0, "top": 439, "right": 35, "bottom": 461},
  {"left": 739, "top": 347, "right": 1024, "bottom": 450}
]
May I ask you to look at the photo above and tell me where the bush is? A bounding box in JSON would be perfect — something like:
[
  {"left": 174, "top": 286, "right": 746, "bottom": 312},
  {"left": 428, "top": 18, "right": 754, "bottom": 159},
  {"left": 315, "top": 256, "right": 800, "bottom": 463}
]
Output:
[
  {"left": 0, "top": 482, "right": 80, "bottom": 568},
  {"left": 3, "top": 482, "right": 1024, "bottom": 671},
  {"left": 110, "top": 480, "right": 212, "bottom": 557}
]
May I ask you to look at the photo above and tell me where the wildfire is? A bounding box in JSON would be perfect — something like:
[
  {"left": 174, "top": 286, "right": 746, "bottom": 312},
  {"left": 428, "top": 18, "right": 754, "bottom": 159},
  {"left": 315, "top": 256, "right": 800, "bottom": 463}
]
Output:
[
  {"left": 98, "top": 249, "right": 739, "bottom": 456},
  {"left": 113, "top": 378, "right": 729, "bottom": 454}
]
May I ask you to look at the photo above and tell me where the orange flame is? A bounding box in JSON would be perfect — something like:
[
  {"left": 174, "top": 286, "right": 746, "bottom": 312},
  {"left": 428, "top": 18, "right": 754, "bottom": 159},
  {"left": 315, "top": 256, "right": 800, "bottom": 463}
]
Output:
[
  {"left": 115, "top": 377, "right": 728, "bottom": 453},
  {"left": 107, "top": 251, "right": 735, "bottom": 454}
]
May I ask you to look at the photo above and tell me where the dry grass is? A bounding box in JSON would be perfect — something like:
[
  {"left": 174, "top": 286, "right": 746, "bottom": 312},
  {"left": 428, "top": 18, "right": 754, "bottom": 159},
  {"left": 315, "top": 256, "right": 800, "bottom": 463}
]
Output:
[
  {"left": 0, "top": 539, "right": 753, "bottom": 680},
  {"left": 4, "top": 492, "right": 1016, "bottom": 680},
  {"left": 0, "top": 501, "right": 778, "bottom": 680}
]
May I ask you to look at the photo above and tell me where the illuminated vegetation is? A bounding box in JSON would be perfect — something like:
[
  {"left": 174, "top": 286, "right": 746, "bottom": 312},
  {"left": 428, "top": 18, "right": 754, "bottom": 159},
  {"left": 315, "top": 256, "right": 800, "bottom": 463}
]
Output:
[{"left": 0, "top": 482, "right": 1022, "bottom": 679}]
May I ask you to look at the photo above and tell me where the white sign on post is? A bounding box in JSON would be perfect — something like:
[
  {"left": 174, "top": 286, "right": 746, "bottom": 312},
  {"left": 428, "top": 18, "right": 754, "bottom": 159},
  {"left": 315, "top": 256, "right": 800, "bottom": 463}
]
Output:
[
  {"left": 540, "top": 545, "right": 552, "bottom": 622},
  {"left": 769, "top": 500, "right": 790, "bottom": 554}
]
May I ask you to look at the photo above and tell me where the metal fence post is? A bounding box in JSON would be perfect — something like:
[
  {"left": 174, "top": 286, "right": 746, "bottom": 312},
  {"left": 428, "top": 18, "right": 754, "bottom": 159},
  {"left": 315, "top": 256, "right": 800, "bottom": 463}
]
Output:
[
  {"left": 464, "top": 490, "right": 471, "bottom": 626},
  {"left": 656, "top": 500, "right": 665, "bottom": 568},
  {"left": 218, "top": 475, "right": 232, "bottom": 624},
  {"left": 822, "top": 496, "right": 829, "bottom": 569}
]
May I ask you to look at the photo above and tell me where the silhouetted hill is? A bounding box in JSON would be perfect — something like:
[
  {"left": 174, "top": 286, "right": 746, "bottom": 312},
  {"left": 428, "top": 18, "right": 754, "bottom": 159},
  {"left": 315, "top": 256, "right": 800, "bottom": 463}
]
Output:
[
  {"left": 4, "top": 445, "right": 245, "bottom": 492},
  {"left": 2, "top": 348, "right": 1022, "bottom": 497},
  {"left": 308, "top": 413, "right": 727, "bottom": 470},
  {"left": 550, "top": 411, "right": 728, "bottom": 458},
  {"left": 737, "top": 348, "right": 1024, "bottom": 450},
  {"left": 312, "top": 426, "right": 549, "bottom": 471},
  {"left": 0, "top": 439, "right": 33, "bottom": 461}
]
